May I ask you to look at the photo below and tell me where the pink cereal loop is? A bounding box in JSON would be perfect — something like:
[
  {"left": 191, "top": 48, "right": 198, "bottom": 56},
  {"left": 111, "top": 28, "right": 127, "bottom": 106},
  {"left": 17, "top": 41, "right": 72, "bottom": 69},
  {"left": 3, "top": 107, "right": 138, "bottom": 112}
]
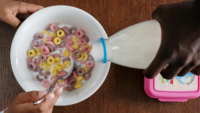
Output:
[
  {"left": 87, "top": 48, "right": 91, "bottom": 54},
  {"left": 42, "top": 80, "right": 51, "bottom": 88},
  {"left": 28, "top": 57, "right": 33, "bottom": 63},
  {"left": 40, "top": 46, "right": 49, "bottom": 54},
  {"left": 34, "top": 58, "right": 40, "bottom": 64},
  {"left": 82, "top": 44, "right": 89, "bottom": 52},
  {"left": 71, "top": 54, "right": 76, "bottom": 61},
  {"left": 79, "top": 39, "right": 87, "bottom": 45},
  {"left": 75, "top": 29, "right": 84, "bottom": 39},
  {"left": 46, "top": 36, "right": 54, "bottom": 41},
  {"left": 64, "top": 78, "right": 68, "bottom": 85},
  {"left": 64, "top": 35, "right": 73, "bottom": 42},
  {"left": 46, "top": 41, "right": 55, "bottom": 47},
  {"left": 50, "top": 76, "right": 56, "bottom": 81},
  {"left": 86, "top": 60, "right": 95, "bottom": 68},
  {"left": 66, "top": 45, "right": 74, "bottom": 52},
  {"left": 68, "top": 41, "right": 74, "bottom": 46},
  {"left": 58, "top": 70, "right": 67, "bottom": 77},
  {"left": 72, "top": 71, "right": 77, "bottom": 78},
  {"left": 50, "top": 23, "right": 58, "bottom": 32},
  {"left": 36, "top": 58, "right": 40, "bottom": 64},
  {"left": 46, "top": 53, "right": 51, "bottom": 58}
]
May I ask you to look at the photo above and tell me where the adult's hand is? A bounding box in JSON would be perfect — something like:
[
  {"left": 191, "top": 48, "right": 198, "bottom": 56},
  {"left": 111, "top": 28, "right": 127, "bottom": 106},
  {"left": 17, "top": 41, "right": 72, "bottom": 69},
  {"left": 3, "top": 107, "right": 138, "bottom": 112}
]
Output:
[
  {"left": 144, "top": 0, "right": 200, "bottom": 79},
  {"left": 0, "top": 0, "right": 43, "bottom": 28},
  {"left": 4, "top": 87, "right": 63, "bottom": 113}
]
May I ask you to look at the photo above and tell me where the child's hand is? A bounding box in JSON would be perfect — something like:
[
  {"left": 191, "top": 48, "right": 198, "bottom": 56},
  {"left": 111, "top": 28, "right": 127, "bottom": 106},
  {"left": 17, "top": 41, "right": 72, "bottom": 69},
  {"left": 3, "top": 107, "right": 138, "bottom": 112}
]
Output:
[
  {"left": 4, "top": 87, "right": 63, "bottom": 113},
  {"left": 0, "top": 0, "right": 43, "bottom": 28}
]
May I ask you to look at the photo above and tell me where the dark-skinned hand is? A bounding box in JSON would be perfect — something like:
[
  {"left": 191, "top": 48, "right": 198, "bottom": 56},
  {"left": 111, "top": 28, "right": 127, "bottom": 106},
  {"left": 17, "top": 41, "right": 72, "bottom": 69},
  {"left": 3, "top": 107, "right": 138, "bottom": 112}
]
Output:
[{"left": 144, "top": 0, "right": 200, "bottom": 79}]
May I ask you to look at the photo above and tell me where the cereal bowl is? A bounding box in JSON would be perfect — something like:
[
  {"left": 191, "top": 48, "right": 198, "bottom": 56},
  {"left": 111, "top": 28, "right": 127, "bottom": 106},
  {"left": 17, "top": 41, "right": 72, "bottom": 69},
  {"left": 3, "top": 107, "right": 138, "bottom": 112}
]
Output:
[{"left": 10, "top": 6, "right": 110, "bottom": 106}]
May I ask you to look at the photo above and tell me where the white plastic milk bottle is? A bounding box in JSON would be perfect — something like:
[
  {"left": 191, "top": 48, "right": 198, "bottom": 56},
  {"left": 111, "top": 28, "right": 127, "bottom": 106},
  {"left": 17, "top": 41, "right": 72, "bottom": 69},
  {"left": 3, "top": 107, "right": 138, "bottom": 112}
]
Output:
[{"left": 90, "top": 20, "right": 161, "bottom": 69}]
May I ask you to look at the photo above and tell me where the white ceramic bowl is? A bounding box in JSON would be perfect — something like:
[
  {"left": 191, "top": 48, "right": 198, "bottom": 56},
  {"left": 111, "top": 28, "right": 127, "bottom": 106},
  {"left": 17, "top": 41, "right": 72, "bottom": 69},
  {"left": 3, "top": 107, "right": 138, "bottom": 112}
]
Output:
[{"left": 10, "top": 6, "right": 110, "bottom": 106}]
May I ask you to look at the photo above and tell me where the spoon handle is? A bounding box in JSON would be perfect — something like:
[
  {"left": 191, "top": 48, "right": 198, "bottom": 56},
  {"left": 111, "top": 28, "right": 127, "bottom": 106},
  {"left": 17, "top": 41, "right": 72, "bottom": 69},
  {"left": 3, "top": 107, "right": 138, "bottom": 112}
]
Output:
[{"left": 33, "top": 77, "right": 60, "bottom": 105}]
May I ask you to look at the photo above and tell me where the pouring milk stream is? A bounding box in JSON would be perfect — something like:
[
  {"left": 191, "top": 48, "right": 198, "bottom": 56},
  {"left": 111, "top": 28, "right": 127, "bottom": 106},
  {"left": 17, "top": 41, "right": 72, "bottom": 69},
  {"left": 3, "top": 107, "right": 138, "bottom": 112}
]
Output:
[{"left": 90, "top": 20, "right": 161, "bottom": 69}]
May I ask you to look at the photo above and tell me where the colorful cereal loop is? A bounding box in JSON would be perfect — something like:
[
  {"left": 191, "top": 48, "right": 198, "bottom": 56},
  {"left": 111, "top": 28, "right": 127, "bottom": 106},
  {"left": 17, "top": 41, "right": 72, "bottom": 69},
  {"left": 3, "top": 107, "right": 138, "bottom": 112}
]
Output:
[
  {"left": 82, "top": 66, "right": 88, "bottom": 73},
  {"left": 76, "top": 76, "right": 83, "bottom": 82},
  {"left": 77, "top": 53, "right": 84, "bottom": 60},
  {"left": 71, "top": 43, "right": 79, "bottom": 49},
  {"left": 52, "top": 67, "right": 57, "bottom": 76},
  {"left": 89, "top": 45, "right": 92, "bottom": 49},
  {"left": 63, "top": 50, "right": 71, "bottom": 57},
  {"left": 50, "top": 33, "right": 57, "bottom": 37},
  {"left": 43, "top": 38, "right": 47, "bottom": 43},
  {"left": 82, "top": 53, "right": 88, "bottom": 61},
  {"left": 42, "top": 31, "right": 50, "bottom": 35},
  {"left": 50, "top": 23, "right": 58, "bottom": 32},
  {"left": 56, "top": 63, "right": 63, "bottom": 72},
  {"left": 35, "top": 48, "right": 40, "bottom": 53},
  {"left": 73, "top": 36, "right": 78, "bottom": 43},
  {"left": 55, "top": 57, "right": 61, "bottom": 62},
  {"left": 43, "top": 64, "right": 51, "bottom": 71},
  {"left": 58, "top": 80, "right": 63, "bottom": 84},
  {"left": 40, "top": 46, "right": 49, "bottom": 54},
  {"left": 74, "top": 82, "right": 82, "bottom": 89},
  {"left": 54, "top": 37, "right": 61, "bottom": 45},
  {"left": 57, "top": 30, "right": 65, "bottom": 38},
  {"left": 63, "top": 61, "right": 71, "bottom": 69},
  {"left": 47, "top": 56, "right": 55, "bottom": 65},
  {"left": 75, "top": 29, "right": 84, "bottom": 39},
  {"left": 28, "top": 49, "right": 36, "bottom": 57}
]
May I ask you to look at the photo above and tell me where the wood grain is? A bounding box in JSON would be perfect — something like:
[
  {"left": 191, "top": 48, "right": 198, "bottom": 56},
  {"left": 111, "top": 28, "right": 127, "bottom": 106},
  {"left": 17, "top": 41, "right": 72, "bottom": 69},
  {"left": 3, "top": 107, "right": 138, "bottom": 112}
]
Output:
[{"left": 1, "top": 0, "right": 199, "bottom": 113}]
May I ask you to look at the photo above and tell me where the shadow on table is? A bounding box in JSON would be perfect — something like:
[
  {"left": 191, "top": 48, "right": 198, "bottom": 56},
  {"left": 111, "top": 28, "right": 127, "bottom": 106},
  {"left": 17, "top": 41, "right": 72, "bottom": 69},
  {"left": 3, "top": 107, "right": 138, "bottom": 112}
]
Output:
[{"left": 0, "top": 21, "right": 24, "bottom": 110}]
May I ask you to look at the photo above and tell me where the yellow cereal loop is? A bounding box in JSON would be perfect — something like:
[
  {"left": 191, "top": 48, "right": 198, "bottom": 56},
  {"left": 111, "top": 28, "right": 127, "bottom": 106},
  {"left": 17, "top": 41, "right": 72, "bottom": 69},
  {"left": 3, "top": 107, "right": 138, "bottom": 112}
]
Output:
[
  {"left": 63, "top": 61, "right": 71, "bottom": 69},
  {"left": 82, "top": 66, "right": 88, "bottom": 73},
  {"left": 57, "top": 30, "right": 65, "bottom": 38},
  {"left": 56, "top": 63, "right": 63, "bottom": 72},
  {"left": 47, "top": 56, "right": 55, "bottom": 65},
  {"left": 35, "top": 48, "right": 40, "bottom": 53},
  {"left": 50, "top": 33, "right": 57, "bottom": 37},
  {"left": 89, "top": 45, "right": 92, "bottom": 49},
  {"left": 76, "top": 76, "right": 83, "bottom": 82},
  {"left": 42, "top": 31, "right": 50, "bottom": 35},
  {"left": 73, "top": 36, "right": 78, "bottom": 43},
  {"left": 54, "top": 37, "right": 61, "bottom": 45},
  {"left": 77, "top": 53, "right": 84, "bottom": 60},
  {"left": 82, "top": 53, "right": 88, "bottom": 61},
  {"left": 43, "top": 38, "right": 47, "bottom": 43},
  {"left": 74, "top": 82, "right": 82, "bottom": 89},
  {"left": 40, "top": 61, "right": 43, "bottom": 67},
  {"left": 63, "top": 50, "right": 70, "bottom": 57},
  {"left": 55, "top": 57, "right": 61, "bottom": 62},
  {"left": 52, "top": 67, "right": 57, "bottom": 76},
  {"left": 37, "top": 52, "right": 41, "bottom": 57},
  {"left": 28, "top": 49, "right": 36, "bottom": 57},
  {"left": 63, "top": 52, "right": 70, "bottom": 57},
  {"left": 58, "top": 80, "right": 63, "bottom": 84},
  {"left": 43, "top": 64, "right": 51, "bottom": 71},
  {"left": 72, "top": 43, "right": 79, "bottom": 49}
]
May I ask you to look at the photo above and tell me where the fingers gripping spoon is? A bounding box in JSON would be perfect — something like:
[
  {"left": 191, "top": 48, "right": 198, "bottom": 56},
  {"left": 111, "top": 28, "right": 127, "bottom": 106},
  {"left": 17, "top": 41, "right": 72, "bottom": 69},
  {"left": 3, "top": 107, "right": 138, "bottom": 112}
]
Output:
[{"left": 34, "top": 61, "right": 74, "bottom": 105}]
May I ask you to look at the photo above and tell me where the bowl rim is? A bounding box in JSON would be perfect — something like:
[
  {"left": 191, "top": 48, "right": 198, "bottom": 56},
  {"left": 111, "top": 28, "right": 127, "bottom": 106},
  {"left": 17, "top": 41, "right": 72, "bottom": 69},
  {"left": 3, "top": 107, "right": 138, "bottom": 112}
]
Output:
[{"left": 10, "top": 5, "right": 111, "bottom": 106}]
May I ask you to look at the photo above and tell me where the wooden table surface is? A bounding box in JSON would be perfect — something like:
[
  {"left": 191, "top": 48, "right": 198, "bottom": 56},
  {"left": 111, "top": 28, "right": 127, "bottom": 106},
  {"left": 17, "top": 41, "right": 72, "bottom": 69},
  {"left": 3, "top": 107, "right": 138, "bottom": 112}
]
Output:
[{"left": 1, "top": 0, "right": 199, "bottom": 113}]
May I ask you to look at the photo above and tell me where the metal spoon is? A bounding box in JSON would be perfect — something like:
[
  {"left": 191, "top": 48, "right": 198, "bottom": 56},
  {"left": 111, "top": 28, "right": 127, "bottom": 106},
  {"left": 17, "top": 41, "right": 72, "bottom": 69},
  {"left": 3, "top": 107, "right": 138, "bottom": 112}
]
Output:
[{"left": 34, "top": 61, "right": 74, "bottom": 105}]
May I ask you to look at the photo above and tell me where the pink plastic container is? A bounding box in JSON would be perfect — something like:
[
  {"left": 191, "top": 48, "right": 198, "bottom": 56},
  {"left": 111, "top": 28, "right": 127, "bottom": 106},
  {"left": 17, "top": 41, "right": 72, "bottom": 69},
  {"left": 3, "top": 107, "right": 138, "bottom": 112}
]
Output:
[{"left": 144, "top": 72, "right": 200, "bottom": 102}]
